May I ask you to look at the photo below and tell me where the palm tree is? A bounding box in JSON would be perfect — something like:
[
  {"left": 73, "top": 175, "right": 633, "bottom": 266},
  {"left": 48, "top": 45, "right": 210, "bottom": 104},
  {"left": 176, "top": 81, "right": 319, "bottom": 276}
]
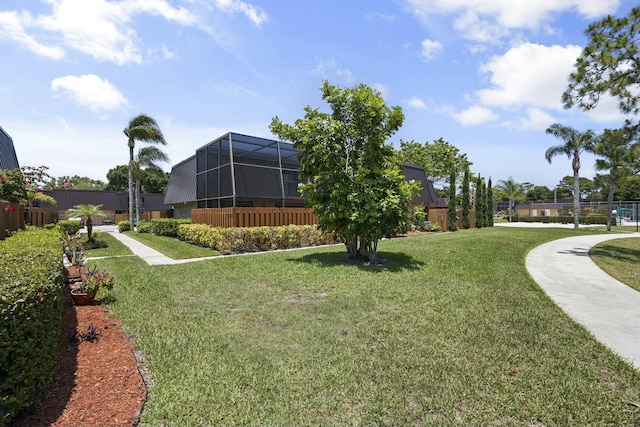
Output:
[
  {"left": 123, "top": 114, "right": 166, "bottom": 225},
  {"left": 495, "top": 177, "right": 524, "bottom": 222},
  {"left": 133, "top": 146, "right": 170, "bottom": 223},
  {"left": 545, "top": 123, "right": 599, "bottom": 229},
  {"left": 594, "top": 127, "right": 640, "bottom": 231},
  {"left": 66, "top": 204, "right": 108, "bottom": 242}
]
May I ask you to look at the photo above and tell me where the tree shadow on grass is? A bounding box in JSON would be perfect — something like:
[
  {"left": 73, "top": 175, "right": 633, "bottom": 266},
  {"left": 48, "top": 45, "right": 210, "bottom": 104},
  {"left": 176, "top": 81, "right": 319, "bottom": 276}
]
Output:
[
  {"left": 590, "top": 243, "right": 640, "bottom": 263},
  {"left": 289, "top": 250, "right": 426, "bottom": 273}
]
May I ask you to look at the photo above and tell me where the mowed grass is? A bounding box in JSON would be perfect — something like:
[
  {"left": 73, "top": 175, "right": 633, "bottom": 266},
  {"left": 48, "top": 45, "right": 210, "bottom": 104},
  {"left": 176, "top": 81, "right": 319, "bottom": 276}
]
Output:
[
  {"left": 99, "top": 227, "right": 640, "bottom": 426},
  {"left": 122, "top": 230, "right": 219, "bottom": 259},
  {"left": 591, "top": 236, "right": 640, "bottom": 292}
]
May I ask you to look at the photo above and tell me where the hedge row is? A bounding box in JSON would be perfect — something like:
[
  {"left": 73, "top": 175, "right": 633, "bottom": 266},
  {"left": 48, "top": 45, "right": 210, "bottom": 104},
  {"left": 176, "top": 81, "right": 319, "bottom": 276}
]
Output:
[
  {"left": 136, "top": 218, "right": 191, "bottom": 237},
  {"left": 517, "top": 215, "right": 607, "bottom": 225},
  {"left": 0, "top": 228, "right": 64, "bottom": 426},
  {"left": 177, "top": 224, "right": 335, "bottom": 253}
]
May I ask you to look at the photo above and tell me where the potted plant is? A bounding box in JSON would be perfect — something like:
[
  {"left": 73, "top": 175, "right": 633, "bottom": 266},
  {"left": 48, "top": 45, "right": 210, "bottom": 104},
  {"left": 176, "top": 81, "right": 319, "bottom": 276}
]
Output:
[
  {"left": 61, "top": 230, "right": 85, "bottom": 283},
  {"left": 70, "top": 264, "right": 115, "bottom": 305}
]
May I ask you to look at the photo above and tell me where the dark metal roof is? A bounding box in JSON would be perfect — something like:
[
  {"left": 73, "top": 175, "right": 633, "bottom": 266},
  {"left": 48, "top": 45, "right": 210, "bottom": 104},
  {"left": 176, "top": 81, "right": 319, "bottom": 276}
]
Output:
[
  {"left": 41, "top": 189, "right": 171, "bottom": 211},
  {"left": 0, "top": 125, "right": 20, "bottom": 170},
  {"left": 402, "top": 164, "right": 446, "bottom": 207},
  {"left": 164, "top": 155, "right": 196, "bottom": 205}
]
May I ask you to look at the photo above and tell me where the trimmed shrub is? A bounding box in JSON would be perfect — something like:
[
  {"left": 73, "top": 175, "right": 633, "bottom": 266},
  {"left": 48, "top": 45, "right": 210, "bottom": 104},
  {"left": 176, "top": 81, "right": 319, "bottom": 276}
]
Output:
[
  {"left": 177, "top": 223, "right": 334, "bottom": 254},
  {"left": 58, "top": 219, "right": 81, "bottom": 236},
  {"left": 0, "top": 228, "right": 64, "bottom": 425},
  {"left": 136, "top": 220, "right": 153, "bottom": 234},
  {"left": 118, "top": 220, "right": 132, "bottom": 232},
  {"left": 150, "top": 218, "right": 191, "bottom": 238}
]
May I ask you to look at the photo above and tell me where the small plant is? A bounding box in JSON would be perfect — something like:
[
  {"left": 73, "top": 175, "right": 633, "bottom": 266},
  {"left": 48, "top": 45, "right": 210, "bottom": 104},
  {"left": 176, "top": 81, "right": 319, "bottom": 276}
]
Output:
[
  {"left": 61, "top": 229, "right": 85, "bottom": 268},
  {"left": 71, "top": 324, "right": 99, "bottom": 343},
  {"left": 71, "top": 264, "right": 115, "bottom": 295}
]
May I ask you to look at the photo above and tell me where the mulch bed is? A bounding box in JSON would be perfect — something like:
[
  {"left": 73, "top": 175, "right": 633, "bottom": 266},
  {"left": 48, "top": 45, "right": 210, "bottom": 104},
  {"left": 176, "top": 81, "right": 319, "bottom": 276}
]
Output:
[{"left": 11, "top": 285, "right": 147, "bottom": 427}]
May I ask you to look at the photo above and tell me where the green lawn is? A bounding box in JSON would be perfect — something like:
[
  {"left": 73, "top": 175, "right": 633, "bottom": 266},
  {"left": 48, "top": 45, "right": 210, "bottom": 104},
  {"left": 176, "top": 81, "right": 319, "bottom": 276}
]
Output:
[
  {"left": 97, "top": 227, "right": 640, "bottom": 426},
  {"left": 591, "top": 236, "right": 640, "bottom": 292}
]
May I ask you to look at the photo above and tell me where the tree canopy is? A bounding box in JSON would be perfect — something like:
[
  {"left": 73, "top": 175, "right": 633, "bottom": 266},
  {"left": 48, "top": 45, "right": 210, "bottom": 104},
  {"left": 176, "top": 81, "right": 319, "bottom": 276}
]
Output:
[
  {"left": 123, "top": 114, "right": 166, "bottom": 223},
  {"left": 270, "top": 80, "right": 419, "bottom": 262},
  {"left": 563, "top": 6, "right": 640, "bottom": 116},
  {"left": 397, "top": 138, "right": 470, "bottom": 186}
]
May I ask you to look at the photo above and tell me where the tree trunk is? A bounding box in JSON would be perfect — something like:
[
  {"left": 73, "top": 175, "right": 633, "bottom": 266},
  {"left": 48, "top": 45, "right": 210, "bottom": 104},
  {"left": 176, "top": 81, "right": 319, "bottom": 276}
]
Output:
[
  {"left": 128, "top": 141, "right": 135, "bottom": 225},
  {"left": 86, "top": 216, "right": 93, "bottom": 242},
  {"left": 606, "top": 170, "right": 617, "bottom": 232},
  {"left": 572, "top": 166, "right": 580, "bottom": 229},
  {"left": 135, "top": 170, "right": 141, "bottom": 225}
]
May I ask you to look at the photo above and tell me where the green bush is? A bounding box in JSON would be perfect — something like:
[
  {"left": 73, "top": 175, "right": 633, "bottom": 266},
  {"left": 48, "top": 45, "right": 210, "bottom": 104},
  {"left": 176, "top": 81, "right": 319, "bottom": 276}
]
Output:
[
  {"left": 58, "top": 219, "right": 81, "bottom": 235},
  {"left": 177, "top": 224, "right": 334, "bottom": 254},
  {"left": 118, "top": 220, "right": 131, "bottom": 232},
  {"left": 136, "top": 220, "right": 153, "bottom": 234},
  {"left": 0, "top": 228, "right": 64, "bottom": 425},
  {"left": 150, "top": 218, "right": 190, "bottom": 238}
]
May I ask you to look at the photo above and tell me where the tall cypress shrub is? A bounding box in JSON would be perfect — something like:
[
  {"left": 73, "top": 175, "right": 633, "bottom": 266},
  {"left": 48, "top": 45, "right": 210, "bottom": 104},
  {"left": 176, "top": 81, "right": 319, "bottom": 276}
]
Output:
[
  {"left": 476, "top": 175, "right": 485, "bottom": 228},
  {"left": 448, "top": 169, "right": 458, "bottom": 231},
  {"left": 486, "top": 177, "right": 494, "bottom": 227},
  {"left": 461, "top": 166, "right": 470, "bottom": 229}
]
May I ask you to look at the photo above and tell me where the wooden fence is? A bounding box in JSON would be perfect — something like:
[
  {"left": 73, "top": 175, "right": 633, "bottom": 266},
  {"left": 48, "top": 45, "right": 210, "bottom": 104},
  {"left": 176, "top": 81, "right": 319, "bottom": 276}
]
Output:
[
  {"left": 28, "top": 208, "right": 58, "bottom": 227},
  {"left": 192, "top": 207, "right": 317, "bottom": 228},
  {"left": 0, "top": 203, "right": 25, "bottom": 240},
  {"left": 428, "top": 208, "right": 476, "bottom": 231}
]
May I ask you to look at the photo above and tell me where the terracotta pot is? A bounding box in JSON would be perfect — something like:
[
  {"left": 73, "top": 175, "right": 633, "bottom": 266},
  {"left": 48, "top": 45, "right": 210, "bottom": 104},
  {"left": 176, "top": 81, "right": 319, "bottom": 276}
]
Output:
[{"left": 71, "top": 291, "right": 97, "bottom": 306}]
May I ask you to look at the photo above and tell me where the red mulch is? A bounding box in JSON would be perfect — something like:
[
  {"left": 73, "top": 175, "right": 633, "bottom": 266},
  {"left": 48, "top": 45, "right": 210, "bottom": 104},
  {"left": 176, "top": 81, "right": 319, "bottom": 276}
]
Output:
[{"left": 11, "top": 284, "right": 147, "bottom": 427}]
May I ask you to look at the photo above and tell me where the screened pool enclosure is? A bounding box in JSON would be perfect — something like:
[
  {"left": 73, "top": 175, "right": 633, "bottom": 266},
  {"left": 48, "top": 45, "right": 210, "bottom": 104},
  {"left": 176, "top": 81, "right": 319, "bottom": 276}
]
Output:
[{"left": 195, "top": 132, "right": 304, "bottom": 208}]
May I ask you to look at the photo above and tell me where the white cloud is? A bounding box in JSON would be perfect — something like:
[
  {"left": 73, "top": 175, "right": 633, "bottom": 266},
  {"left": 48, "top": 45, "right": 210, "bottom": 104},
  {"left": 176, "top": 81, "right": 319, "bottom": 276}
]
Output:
[
  {"left": 476, "top": 43, "right": 582, "bottom": 110},
  {"left": 372, "top": 83, "right": 390, "bottom": 99},
  {"left": 506, "top": 107, "right": 556, "bottom": 131},
  {"left": 403, "top": 0, "right": 621, "bottom": 41},
  {"left": 453, "top": 105, "right": 498, "bottom": 125},
  {"left": 421, "top": 38, "right": 442, "bottom": 60},
  {"left": 337, "top": 68, "right": 355, "bottom": 84},
  {"left": 51, "top": 74, "right": 128, "bottom": 114},
  {"left": 212, "top": 0, "right": 267, "bottom": 26},
  {"left": 0, "top": 0, "right": 265, "bottom": 64},
  {"left": 0, "top": 10, "right": 65, "bottom": 59},
  {"left": 406, "top": 97, "right": 426, "bottom": 109}
]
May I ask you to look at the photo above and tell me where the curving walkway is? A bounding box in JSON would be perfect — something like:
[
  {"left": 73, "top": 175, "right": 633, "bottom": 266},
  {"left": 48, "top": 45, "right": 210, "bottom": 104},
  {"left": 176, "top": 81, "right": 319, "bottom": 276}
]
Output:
[{"left": 526, "top": 233, "right": 640, "bottom": 370}]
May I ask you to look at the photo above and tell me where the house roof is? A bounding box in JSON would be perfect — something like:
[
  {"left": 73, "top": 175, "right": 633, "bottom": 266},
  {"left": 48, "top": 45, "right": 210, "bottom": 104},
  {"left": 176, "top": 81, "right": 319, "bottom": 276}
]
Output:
[
  {"left": 0, "top": 125, "right": 20, "bottom": 170},
  {"left": 164, "top": 155, "right": 196, "bottom": 205},
  {"left": 402, "top": 163, "right": 447, "bottom": 207}
]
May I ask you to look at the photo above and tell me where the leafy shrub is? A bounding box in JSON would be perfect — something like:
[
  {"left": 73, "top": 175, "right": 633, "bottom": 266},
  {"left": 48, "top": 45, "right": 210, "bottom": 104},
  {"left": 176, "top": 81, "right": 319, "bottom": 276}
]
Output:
[
  {"left": 150, "top": 218, "right": 191, "bottom": 238},
  {"left": 118, "top": 220, "right": 131, "bottom": 232},
  {"left": 177, "top": 224, "right": 334, "bottom": 254},
  {"left": 58, "top": 219, "right": 81, "bottom": 235},
  {"left": 0, "top": 228, "right": 64, "bottom": 425},
  {"left": 177, "top": 223, "right": 221, "bottom": 249},
  {"left": 136, "top": 220, "right": 153, "bottom": 234}
]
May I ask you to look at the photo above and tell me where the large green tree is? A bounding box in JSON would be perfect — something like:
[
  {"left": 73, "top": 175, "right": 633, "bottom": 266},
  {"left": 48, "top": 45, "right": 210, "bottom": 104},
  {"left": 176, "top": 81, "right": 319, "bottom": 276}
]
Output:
[
  {"left": 123, "top": 114, "right": 166, "bottom": 224},
  {"left": 563, "top": 7, "right": 640, "bottom": 116},
  {"left": 545, "top": 123, "right": 599, "bottom": 228},
  {"left": 106, "top": 165, "right": 130, "bottom": 192},
  {"left": 594, "top": 127, "right": 640, "bottom": 230},
  {"left": 397, "top": 138, "right": 470, "bottom": 186},
  {"left": 270, "top": 80, "right": 419, "bottom": 262}
]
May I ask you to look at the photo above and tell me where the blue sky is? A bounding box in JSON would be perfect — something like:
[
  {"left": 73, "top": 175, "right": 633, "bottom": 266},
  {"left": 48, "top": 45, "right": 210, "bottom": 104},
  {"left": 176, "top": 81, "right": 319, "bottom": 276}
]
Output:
[{"left": 0, "top": 0, "right": 636, "bottom": 189}]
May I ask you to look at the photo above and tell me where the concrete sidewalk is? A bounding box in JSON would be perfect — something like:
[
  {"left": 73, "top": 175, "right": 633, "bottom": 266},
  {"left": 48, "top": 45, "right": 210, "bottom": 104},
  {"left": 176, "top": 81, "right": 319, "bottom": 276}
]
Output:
[
  {"left": 93, "top": 225, "right": 218, "bottom": 266},
  {"left": 526, "top": 233, "right": 640, "bottom": 370}
]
